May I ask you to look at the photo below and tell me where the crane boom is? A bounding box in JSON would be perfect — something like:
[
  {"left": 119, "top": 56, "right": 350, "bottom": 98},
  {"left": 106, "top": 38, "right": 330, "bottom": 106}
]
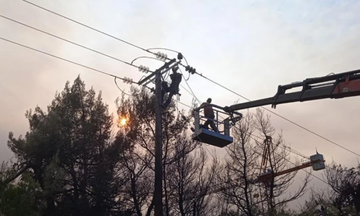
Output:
[
  {"left": 224, "top": 69, "right": 360, "bottom": 112},
  {"left": 256, "top": 158, "right": 324, "bottom": 182},
  {"left": 185, "top": 155, "right": 325, "bottom": 200},
  {"left": 274, "top": 161, "right": 313, "bottom": 177}
]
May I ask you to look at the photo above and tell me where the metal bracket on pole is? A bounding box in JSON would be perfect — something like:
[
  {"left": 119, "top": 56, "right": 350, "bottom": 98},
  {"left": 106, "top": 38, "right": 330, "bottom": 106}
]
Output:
[{"left": 138, "top": 58, "right": 177, "bottom": 85}]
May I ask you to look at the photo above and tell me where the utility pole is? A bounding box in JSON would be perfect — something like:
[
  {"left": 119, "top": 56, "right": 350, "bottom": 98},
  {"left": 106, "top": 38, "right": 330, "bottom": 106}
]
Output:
[
  {"left": 138, "top": 57, "right": 179, "bottom": 216},
  {"left": 154, "top": 66, "right": 164, "bottom": 216}
]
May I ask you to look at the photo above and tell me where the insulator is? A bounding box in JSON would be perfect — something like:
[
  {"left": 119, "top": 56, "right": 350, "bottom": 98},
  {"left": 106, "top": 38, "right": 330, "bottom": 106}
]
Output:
[
  {"left": 123, "top": 77, "right": 134, "bottom": 84},
  {"left": 138, "top": 65, "right": 150, "bottom": 73},
  {"left": 155, "top": 52, "right": 167, "bottom": 60},
  {"left": 144, "top": 67, "right": 150, "bottom": 73}
]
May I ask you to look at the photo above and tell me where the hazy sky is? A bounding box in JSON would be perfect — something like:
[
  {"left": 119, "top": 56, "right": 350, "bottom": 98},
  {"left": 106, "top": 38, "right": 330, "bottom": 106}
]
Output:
[{"left": 1, "top": 0, "right": 360, "bottom": 211}]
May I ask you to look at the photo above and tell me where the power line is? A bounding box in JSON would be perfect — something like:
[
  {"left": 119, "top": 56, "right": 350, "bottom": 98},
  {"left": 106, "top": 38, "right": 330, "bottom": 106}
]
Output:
[
  {"left": 9, "top": 1, "right": 332, "bottom": 200},
  {"left": 147, "top": 47, "right": 190, "bottom": 65},
  {"left": 114, "top": 78, "right": 132, "bottom": 97},
  {"left": 156, "top": 43, "right": 359, "bottom": 159},
  {"left": 180, "top": 77, "right": 311, "bottom": 161},
  {"left": 176, "top": 52, "right": 359, "bottom": 158},
  {"left": 167, "top": 84, "right": 318, "bottom": 183},
  {"left": 178, "top": 99, "right": 327, "bottom": 187},
  {"left": 22, "top": 0, "right": 155, "bottom": 56},
  {"left": 192, "top": 71, "right": 360, "bottom": 157},
  {"left": 0, "top": 36, "right": 136, "bottom": 84},
  {"left": 175, "top": 100, "right": 192, "bottom": 109},
  {"left": 180, "top": 70, "right": 201, "bottom": 104},
  {"left": 180, "top": 77, "right": 311, "bottom": 163},
  {"left": 20, "top": 0, "right": 360, "bottom": 158},
  {"left": 249, "top": 132, "right": 309, "bottom": 160},
  {"left": 19, "top": 0, "right": 200, "bottom": 101},
  {"left": 20, "top": 1, "right": 184, "bottom": 71},
  {"left": 0, "top": 14, "right": 148, "bottom": 71},
  {"left": 1, "top": 13, "right": 200, "bottom": 109}
]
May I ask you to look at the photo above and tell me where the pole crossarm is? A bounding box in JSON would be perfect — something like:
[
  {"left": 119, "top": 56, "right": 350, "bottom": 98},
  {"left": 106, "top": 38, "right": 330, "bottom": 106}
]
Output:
[{"left": 138, "top": 58, "right": 177, "bottom": 86}]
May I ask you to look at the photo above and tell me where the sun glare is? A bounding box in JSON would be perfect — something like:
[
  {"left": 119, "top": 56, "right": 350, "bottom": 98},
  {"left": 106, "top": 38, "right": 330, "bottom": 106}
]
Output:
[
  {"left": 118, "top": 117, "right": 128, "bottom": 127},
  {"left": 120, "top": 118, "right": 127, "bottom": 126}
]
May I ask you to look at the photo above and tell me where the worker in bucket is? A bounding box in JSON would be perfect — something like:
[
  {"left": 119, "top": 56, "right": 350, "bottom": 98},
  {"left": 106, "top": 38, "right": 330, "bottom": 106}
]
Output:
[{"left": 199, "top": 98, "right": 219, "bottom": 133}]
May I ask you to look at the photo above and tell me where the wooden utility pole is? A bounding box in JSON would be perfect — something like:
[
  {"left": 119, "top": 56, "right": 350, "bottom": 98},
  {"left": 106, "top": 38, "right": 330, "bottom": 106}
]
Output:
[
  {"left": 154, "top": 67, "right": 163, "bottom": 216},
  {"left": 138, "top": 58, "right": 177, "bottom": 216}
]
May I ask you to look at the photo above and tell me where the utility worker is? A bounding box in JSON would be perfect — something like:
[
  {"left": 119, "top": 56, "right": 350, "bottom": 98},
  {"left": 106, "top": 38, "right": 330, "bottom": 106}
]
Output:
[
  {"left": 199, "top": 98, "right": 218, "bottom": 132},
  {"left": 162, "top": 66, "right": 182, "bottom": 108}
]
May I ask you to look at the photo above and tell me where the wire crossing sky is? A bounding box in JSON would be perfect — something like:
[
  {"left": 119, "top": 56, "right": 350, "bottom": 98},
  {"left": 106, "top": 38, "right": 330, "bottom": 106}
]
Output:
[
  {"left": 9, "top": 0, "right": 360, "bottom": 159},
  {"left": 1, "top": 0, "right": 360, "bottom": 210}
]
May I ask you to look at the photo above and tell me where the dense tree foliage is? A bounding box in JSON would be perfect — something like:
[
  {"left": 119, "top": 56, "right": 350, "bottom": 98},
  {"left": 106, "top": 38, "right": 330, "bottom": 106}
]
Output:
[{"left": 4, "top": 77, "right": 128, "bottom": 216}]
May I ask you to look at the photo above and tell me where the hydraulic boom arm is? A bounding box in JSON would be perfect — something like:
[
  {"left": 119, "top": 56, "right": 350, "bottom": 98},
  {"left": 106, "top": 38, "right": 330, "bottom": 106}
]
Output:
[
  {"left": 224, "top": 69, "right": 360, "bottom": 112},
  {"left": 256, "top": 158, "right": 324, "bottom": 183}
]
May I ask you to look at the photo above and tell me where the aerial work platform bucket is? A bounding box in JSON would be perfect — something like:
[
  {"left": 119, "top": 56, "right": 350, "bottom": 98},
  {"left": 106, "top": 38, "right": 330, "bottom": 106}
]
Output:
[
  {"left": 192, "top": 128, "right": 233, "bottom": 147},
  {"left": 191, "top": 104, "right": 242, "bottom": 148},
  {"left": 310, "top": 153, "right": 326, "bottom": 171}
]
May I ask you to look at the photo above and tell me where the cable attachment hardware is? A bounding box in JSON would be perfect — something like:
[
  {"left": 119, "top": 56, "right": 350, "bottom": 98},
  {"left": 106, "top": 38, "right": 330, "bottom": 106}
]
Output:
[
  {"left": 123, "top": 77, "right": 134, "bottom": 84},
  {"left": 138, "top": 65, "right": 150, "bottom": 73},
  {"left": 155, "top": 52, "right": 168, "bottom": 61},
  {"left": 185, "top": 65, "right": 196, "bottom": 74}
]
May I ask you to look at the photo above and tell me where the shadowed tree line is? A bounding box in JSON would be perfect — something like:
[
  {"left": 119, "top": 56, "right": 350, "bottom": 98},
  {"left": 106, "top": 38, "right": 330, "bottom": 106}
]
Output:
[{"left": 0, "top": 76, "right": 358, "bottom": 216}]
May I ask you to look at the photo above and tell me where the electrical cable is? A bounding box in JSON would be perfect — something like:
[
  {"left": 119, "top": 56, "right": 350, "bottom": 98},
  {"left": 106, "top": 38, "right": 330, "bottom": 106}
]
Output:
[
  {"left": 169, "top": 75, "right": 315, "bottom": 168},
  {"left": 130, "top": 56, "right": 164, "bottom": 65},
  {"left": 7, "top": 2, "right": 332, "bottom": 196},
  {"left": 192, "top": 70, "right": 360, "bottom": 158},
  {"left": 181, "top": 74, "right": 201, "bottom": 104},
  {"left": 0, "top": 37, "right": 136, "bottom": 84},
  {"left": 178, "top": 66, "right": 190, "bottom": 81},
  {"left": 146, "top": 47, "right": 190, "bottom": 65},
  {"left": 172, "top": 88, "right": 327, "bottom": 190},
  {"left": 22, "top": 0, "right": 155, "bottom": 56},
  {"left": 18, "top": 0, "right": 212, "bottom": 108},
  {"left": 249, "top": 132, "right": 309, "bottom": 160},
  {"left": 21, "top": 1, "right": 191, "bottom": 70},
  {"left": 152, "top": 46, "right": 360, "bottom": 159},
  {"left": 130, "top": 34, "right": 334, "bottom": 200},
  {"left": 284, "top": 146, "right": 309, "bottom": 160},
  {"left": 181, "top": 78, "right": 311, "bottom": 162},
  {"left": 160, "top": 50, "right": 360, "bottom": 158},
  {"left": 175, "top": 100, "right": 192, "bottom": 109},
  {"left": 114, "top": 77, "right": 132, "bottom": 96},
  {"left": 19, "top": 0, "right": 360, "bottom": 158},
  {"left": 179, "top": 85, "right": 195, "bottom": 100},
  {"left": 0, "top": 14, "right": 150, "bottom": 72}
]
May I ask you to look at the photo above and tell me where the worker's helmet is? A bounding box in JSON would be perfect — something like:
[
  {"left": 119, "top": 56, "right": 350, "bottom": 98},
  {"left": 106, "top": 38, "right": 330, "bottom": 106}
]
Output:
[{"left": 207, "top": 98, "right": 212, "bottom": 103}]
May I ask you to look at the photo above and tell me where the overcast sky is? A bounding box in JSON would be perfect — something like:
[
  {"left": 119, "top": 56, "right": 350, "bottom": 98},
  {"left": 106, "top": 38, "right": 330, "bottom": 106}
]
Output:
[{"left": 1, "top": 0, "right": 360, "bottom": 211}]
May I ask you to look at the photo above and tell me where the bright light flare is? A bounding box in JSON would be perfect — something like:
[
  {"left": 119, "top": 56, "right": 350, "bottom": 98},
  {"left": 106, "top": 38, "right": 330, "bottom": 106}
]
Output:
[
  {"left": 118, "top": 116, "right": 129, "bottom": 127},
  {"left": 120, "top": 118, "right": 127, "bottom": 126}
]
